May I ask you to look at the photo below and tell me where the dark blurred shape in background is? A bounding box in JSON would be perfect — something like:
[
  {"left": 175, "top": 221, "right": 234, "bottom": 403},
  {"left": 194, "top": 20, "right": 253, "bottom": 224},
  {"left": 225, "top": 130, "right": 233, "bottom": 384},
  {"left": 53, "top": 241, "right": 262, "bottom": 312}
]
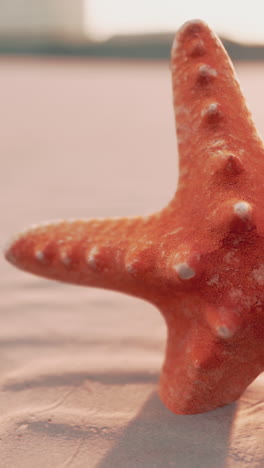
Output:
[
  {"left": 0, "top": 0, "right": 264, "bottom": 60},
  {"left": 0, "top": 0, "right": 87, "bottom": 41}
]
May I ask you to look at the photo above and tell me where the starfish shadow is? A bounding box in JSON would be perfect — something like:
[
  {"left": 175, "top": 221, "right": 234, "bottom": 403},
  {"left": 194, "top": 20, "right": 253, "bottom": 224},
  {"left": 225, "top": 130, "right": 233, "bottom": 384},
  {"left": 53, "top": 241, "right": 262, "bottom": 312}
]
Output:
[
  {"left": 3, "top": 370, "right": 158, "bottom": 392},
  {"left": 5, "top": 373, "right": 237, "bottom": 466},
  {"left": 98, "top": 391, "right": 237, "bottom": 468}
]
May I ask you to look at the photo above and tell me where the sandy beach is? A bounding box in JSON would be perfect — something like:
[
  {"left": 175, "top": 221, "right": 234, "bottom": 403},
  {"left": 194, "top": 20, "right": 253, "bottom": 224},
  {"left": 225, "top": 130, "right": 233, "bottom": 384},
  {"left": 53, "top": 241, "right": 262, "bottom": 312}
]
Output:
[{"left": 1, "top": 57, "right": 264, "bottom": 467}]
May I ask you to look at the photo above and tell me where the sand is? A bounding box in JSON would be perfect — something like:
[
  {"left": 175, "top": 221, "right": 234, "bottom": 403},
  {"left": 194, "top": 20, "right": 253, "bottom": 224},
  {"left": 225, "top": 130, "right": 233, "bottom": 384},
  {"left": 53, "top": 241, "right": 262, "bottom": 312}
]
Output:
[{"left": 1, "top": 57, "right": 264, "bottom": 467}]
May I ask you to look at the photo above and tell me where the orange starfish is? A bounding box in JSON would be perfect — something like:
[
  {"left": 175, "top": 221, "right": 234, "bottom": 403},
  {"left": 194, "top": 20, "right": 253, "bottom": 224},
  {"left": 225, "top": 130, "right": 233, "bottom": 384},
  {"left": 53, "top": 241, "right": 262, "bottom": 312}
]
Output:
[{"left": 4, "top": 20, "right": 264, "bottom": 414}]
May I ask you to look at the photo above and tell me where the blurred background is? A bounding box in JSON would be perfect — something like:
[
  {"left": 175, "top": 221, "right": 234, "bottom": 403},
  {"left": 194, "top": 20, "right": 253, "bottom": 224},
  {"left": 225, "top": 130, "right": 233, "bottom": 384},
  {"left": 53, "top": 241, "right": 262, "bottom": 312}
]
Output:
[{"left": 1, "top": 0, "right": 264, "bottom": 58}]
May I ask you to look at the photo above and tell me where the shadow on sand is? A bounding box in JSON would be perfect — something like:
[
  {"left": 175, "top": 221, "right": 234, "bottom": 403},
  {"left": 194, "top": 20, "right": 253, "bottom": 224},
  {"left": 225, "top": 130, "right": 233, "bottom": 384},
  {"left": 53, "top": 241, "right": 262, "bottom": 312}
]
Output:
[
  {"left": 3, "top": 367, "right": 237, "bottom": 467},
  {"left": 98, "top": 391, "right": 237, "bottom": 468}
]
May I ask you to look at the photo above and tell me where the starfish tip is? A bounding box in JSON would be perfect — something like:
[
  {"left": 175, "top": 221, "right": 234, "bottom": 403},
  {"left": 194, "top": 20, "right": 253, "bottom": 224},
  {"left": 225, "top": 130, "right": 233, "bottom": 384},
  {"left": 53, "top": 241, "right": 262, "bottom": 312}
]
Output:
[
  {"left": 172, "top": 19, "right": 207, "bottom": 55},
  {"left": 3, "top": 234, "right": 21, "bottom": 266},
  {"left": 178, "top": 19, "right": 208, "bottom": 36}
]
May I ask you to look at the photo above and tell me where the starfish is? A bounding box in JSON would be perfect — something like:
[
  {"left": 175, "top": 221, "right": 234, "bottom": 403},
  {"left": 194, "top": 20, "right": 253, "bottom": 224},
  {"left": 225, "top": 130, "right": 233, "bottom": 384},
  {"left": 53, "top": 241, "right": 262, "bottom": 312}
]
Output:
[{"left": 4, "top": 20, "right": 264, "bottom": 415}]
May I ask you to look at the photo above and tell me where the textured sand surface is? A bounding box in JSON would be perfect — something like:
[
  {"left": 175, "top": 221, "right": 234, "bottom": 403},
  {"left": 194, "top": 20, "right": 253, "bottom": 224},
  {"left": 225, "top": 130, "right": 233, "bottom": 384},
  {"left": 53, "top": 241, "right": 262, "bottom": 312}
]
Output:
[{"left": 1, "top": 57, "right": 264, "bottom": 467}]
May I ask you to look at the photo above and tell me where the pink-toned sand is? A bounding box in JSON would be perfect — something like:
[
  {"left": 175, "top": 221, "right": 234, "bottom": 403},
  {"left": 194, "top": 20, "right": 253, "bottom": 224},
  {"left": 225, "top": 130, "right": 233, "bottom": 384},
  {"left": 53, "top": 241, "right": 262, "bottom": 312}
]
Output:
[{"left": 1, "top": 57, "right": 264, "bottom": 467}]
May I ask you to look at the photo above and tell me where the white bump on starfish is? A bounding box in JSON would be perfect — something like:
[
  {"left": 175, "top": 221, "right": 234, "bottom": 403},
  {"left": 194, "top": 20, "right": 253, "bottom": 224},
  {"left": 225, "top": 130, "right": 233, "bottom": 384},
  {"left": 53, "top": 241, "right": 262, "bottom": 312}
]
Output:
[
  {"left": 206, "top": 274, "right": 220, "bottom": 286},
  {"left": 174, "top": 262, "right": 195, "bottom": 280},
  {"left": 233, "top": 201, "right": 252, "bottom": 220},
  {"left": 198, "top": 64, "right": 217, "bottom": 81},
  {"left": 224, "top": 251, "right": 239, "bottom": 264},
  {"left": 252, "top": 265, "right": 264, "bottom": 285},
  {"left": 216, "top": 325, "right": 234, "bottom": 339},
  {"left": 59, "top": 250, "right": 71, "bottom": 266},
  {"left": 126, "top": 261, "right": 138, "bottom": 275},
  {"left": 35, "top": 250, "right": 45, "bottom": 263},
  {"left": 223, "top": 155, "right": 244, "bottom": 175},
  {"left": 86, "top": 246, "right": 101, "bottom": 271},
  {"left": 229, "top": 288, "right": 243, "bottom": 302},
  {"left": 201, "top": 102, "right": 220, "bottom": 119}
]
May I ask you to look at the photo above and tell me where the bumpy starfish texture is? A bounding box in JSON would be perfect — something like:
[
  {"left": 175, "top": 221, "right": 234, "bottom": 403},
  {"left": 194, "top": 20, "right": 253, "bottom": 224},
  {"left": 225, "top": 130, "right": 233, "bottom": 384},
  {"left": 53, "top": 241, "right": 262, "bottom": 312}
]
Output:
[{"left": 5, "top": 20, "right": 264, "bottom": 414}]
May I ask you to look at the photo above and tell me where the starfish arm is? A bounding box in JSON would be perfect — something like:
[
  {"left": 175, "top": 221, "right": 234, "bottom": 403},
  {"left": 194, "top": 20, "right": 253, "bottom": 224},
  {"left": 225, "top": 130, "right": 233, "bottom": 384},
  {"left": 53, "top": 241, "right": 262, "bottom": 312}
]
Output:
[
  {"left": 4, "top": 20, "right": 264, "bottom": 415},
  {"left": 159, "top": 313, "right": 264, "bottom": 414},
  {"left": 4, "top": 217, "right": 158, "bottom": 297},
  {"left": 171, "top": 20, "right": 264, "bottom": 187}
]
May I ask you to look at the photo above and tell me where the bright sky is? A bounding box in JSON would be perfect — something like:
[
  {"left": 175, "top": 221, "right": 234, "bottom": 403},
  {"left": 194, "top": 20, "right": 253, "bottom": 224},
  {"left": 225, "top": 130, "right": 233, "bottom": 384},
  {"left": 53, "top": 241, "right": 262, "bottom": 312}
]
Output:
[{"left": 86, "top": 0, "right": 264, "bottom": 43}]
